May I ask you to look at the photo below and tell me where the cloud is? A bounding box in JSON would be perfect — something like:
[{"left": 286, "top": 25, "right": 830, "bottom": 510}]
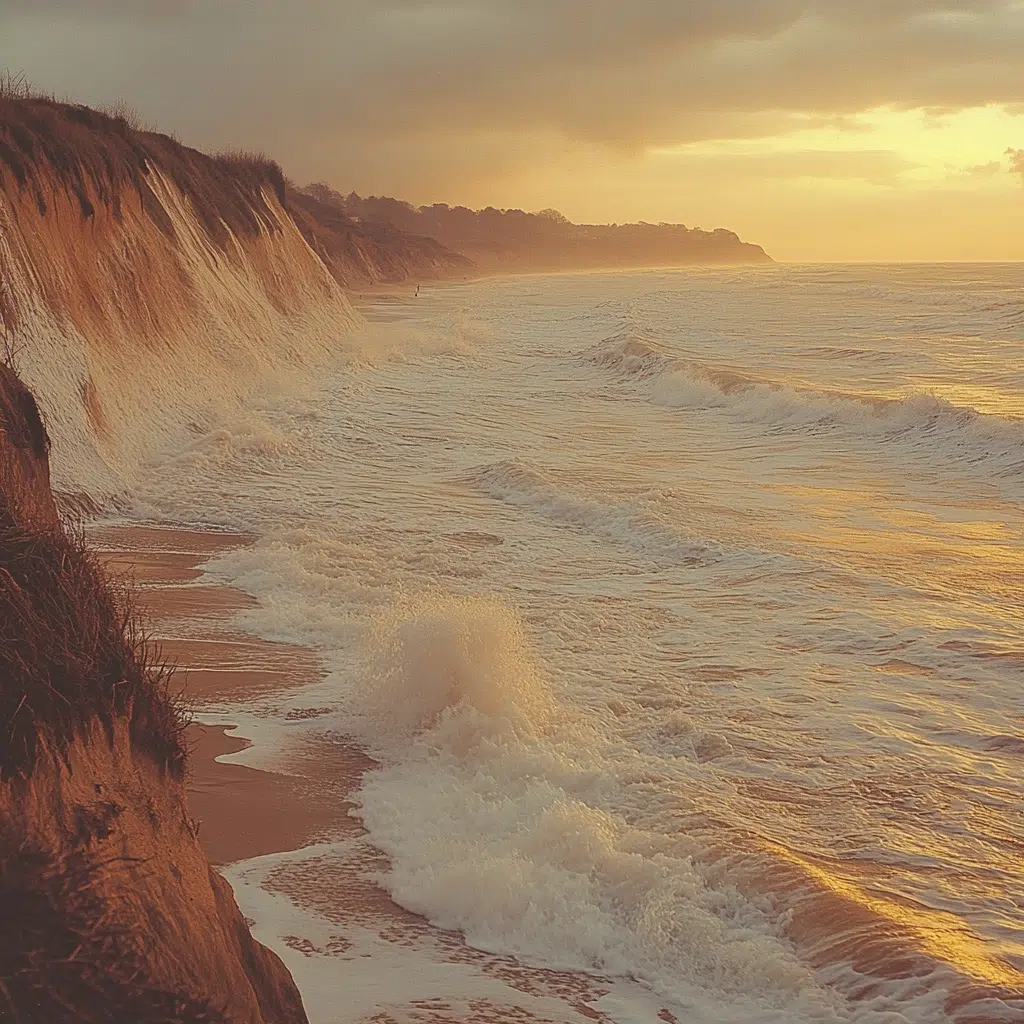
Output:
[
  {"left": 962, "top": 160, "right": 1003, "bottom": 177},
  {"left": 1009, "top": 147, "right": 1024, "bottom": 180},
  {"left": 2, "top": 1, "right": 1023, "bottom": 197},
  {"left": 667, "top": 148, "right": 919, "bottom": 185}
]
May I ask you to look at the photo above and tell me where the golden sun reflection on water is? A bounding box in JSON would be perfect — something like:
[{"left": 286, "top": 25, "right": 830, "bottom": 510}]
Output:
[{"left": 765, "top": 841, "right": 1024, "bottom": 994}]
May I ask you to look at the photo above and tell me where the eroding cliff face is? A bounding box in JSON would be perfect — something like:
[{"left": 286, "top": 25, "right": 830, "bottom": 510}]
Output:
[
  {"left": 1, "top": 725, "right": 307, "bottom": 1024},
  {"left": 0, "top": 366, "right": 308, "bottom": 1023},
  {"left": 0, "top": 96, "right": 362, "bottom": 503},
  {"left": 0, "top": 93, "right": 329, "bottom": 1016}
]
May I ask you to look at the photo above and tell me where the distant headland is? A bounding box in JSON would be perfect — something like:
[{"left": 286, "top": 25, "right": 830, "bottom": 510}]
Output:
[{"left": 305, "top": 185, "right": 772, "bottom": 273}]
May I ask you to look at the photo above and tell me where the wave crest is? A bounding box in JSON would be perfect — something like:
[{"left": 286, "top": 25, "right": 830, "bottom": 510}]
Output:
[
  {"left": 582, "top": 329, "right": 673, "bottom": 380},
  {"left": 584, "top": 328, "right": 1024, "bottom": 483},
  {"left": 467, "top": 459, "right": 718, "bottom": 567}
]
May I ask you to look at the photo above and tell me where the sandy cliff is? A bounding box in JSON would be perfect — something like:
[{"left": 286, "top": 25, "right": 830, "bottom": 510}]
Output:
[
  {"left": 0, "top": 95, "right": 465, "bottom": 503},
  {"left": 0, "top": 362, "right": 307, "bottom": 1023},
  {"left": 0, "top": 95, "right": 346, "bottom": 1023}
]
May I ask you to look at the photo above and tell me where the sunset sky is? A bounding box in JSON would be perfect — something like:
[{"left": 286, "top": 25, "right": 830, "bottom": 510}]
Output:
[{"left": 3, "top": 1, "right": 1024, "bottom": 261}]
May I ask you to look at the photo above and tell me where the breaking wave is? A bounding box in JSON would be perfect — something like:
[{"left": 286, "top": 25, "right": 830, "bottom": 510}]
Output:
[
  {"left": 338, "top": 595, "right": 1024, "bottom": 1023},
  {"left": 584, "top": 333, "right": 1024, "bottom": 484},
  {"left": 345, "top": 597, "right": 845, "bottom": 1023}
]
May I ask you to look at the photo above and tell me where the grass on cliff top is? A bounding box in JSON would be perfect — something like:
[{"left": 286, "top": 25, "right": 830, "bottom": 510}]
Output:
[
  {"left": 0, "top": 368, "right": 189, "bottom": 782},
  {"left": 0, "top": 69, "right": 286, "bottom": 250}
]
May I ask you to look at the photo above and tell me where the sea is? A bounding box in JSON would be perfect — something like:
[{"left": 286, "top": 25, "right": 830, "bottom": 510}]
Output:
[{"left": 102, "top": 265, "right": 1024, "bottom": 1022}]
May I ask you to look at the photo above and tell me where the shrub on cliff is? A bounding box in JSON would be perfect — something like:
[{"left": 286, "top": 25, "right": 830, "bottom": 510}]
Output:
[{"left": 0, "top": 364, "right": 189, "bottom": 780}]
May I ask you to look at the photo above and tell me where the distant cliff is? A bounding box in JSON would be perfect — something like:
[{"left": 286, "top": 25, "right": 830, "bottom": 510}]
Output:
[
  {"left": 0, "top": 363, "right": 306, "bottom": 1023},
  {"left": 287, "top": 183, "right": 472, "bottom": 285},
  {"left": 308, "top": 186, "right": 772, "bottom": 270}
]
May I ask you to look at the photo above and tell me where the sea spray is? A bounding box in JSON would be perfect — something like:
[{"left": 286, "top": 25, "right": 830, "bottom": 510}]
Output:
[
  {"left": 344, "top": 596, "right": 852, "bottom": 1021},
  {"left": 0, "top": 137, "right": 358, "bottom": 506}
]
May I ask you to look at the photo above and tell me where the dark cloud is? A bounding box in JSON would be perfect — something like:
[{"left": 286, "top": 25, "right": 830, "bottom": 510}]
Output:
[
  {"left": 1009, "top": 148, "right": 1024, "bottom": 180},
  {"left": 2, "top": 1, "right": 1023, "bottom": 197}
]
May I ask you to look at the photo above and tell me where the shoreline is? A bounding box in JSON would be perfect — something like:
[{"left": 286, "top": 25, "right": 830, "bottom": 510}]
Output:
[
  {"left": 345, "top": 258, "right": 780, "bottom": 308},
  {"left": 91, "top": 524, "right": 352, "bottom": 868},
  {"left": 93, "top": 522, "right": 636, "bottom": 1024}
]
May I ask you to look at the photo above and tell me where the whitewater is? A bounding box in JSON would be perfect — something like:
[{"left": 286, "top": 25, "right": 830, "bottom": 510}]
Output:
[{"left": 67, "top": 265, "right": 1024, "bottom": 1022}]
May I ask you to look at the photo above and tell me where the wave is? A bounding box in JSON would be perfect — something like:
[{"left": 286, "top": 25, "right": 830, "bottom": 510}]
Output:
[
  {"left": 466, "top": 459, "right": 718, "bottom": 567},
  {"left": 337, "top": 596, "right": 1024, "bottom": 1023},
  {"left": 582, "top": 329, "right": 674, "bottom": 380},
  {"left": 583, "top": 334, "right": 1024, "bottom": 483},
  {"left": 344, "top": 596, "right": 843, "bottom": 1023},
  {"left": 654, "top": 369, "right": 1024, "bottom": 476}
]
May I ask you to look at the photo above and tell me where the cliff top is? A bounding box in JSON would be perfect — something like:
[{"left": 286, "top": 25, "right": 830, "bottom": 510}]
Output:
[
  {"left": 0, "top": 78, "right": 468, "bottom": 288},
  {"left": 0, "top": 82, "right": 286, "bottom": 252}
]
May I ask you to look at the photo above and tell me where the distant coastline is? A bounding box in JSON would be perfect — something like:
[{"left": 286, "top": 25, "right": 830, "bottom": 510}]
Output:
[{"left": 308, "top": 184, "right": 772, "bottom": 274}]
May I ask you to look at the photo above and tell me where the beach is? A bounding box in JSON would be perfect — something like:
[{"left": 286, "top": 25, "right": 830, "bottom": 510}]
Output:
[{"left": 92, "top": 523, "right": 632, "bottom": 1024}]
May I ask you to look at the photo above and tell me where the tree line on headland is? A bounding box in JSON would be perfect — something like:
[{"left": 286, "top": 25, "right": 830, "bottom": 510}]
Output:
[{"left": 303, "top": 184, "right": 772, "bottom": 271}]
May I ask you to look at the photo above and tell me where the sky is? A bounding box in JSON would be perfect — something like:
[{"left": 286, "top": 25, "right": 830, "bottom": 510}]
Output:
[{"left": 3, "top": 1, "right": 1024, "bottom": 261}]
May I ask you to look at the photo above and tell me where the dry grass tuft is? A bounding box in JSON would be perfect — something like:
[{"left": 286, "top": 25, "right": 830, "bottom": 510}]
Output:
[
  {"left": 0, "top": 824, "right": 228, "bottom": 1023},
  {"left": 0, "top": 70, "right": 32, "bottom": 101},
  {"left": 0, "top": 366, "right": 189, "bottom": 782},
  {"left": 0, "top": 87, "right": 286, "bottom": 247},
  {"left": 98, "top": 98, "right": 147, "bottom": 133},
  {"left": 0, "top": 471, "right": 190, "bottom": 780},
  {"left": 215, "top": 148, "right": 287, "bottom": 207}
]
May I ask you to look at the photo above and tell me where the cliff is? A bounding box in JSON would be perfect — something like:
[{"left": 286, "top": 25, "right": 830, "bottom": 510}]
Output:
[
  {"left": 0, "top": 362, "right": 307, "bottom": 1023},
  {"left": 287, "top": 182, "right": 473, "bottom": 285},
  {"left": 0, "top": 92, "right": 464, "bottom": 502},
  {"left": 315, "top": 187, "right": 772, "bottom": 270}
]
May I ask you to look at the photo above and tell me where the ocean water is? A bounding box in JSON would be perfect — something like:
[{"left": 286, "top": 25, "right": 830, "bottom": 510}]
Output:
[{"left": 114, "top": 266, "right": 1022, "bottom": 1022}]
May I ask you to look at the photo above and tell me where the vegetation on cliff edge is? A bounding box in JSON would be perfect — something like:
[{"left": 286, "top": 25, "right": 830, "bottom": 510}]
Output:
[
  {"left": 0, "top": 363, "right": 189, "bottom": 782},
  {"left": 0, "top": 74, "right": 285, "bottom": 251}
]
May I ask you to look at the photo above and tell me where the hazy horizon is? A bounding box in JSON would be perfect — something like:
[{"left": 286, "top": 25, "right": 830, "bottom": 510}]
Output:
[{"left": 3, "top": 1, "right": 1023, "bottom": 262}]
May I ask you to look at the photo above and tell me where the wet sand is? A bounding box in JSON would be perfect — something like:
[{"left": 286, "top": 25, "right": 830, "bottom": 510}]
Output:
[
  {"left": 91, "top": 524, "right": 354, "bottom": 867},
  {"left": 91, "top": 524, "right": 640, "bottom": 1024}
]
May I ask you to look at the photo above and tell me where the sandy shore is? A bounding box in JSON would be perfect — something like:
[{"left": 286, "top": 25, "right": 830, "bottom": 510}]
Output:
[
  {"left": 91, "top": 524, "right": 361, "bottom": 867},
  {"left": 92, "top": 523, "right": 640, "bottom": 1024}
]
